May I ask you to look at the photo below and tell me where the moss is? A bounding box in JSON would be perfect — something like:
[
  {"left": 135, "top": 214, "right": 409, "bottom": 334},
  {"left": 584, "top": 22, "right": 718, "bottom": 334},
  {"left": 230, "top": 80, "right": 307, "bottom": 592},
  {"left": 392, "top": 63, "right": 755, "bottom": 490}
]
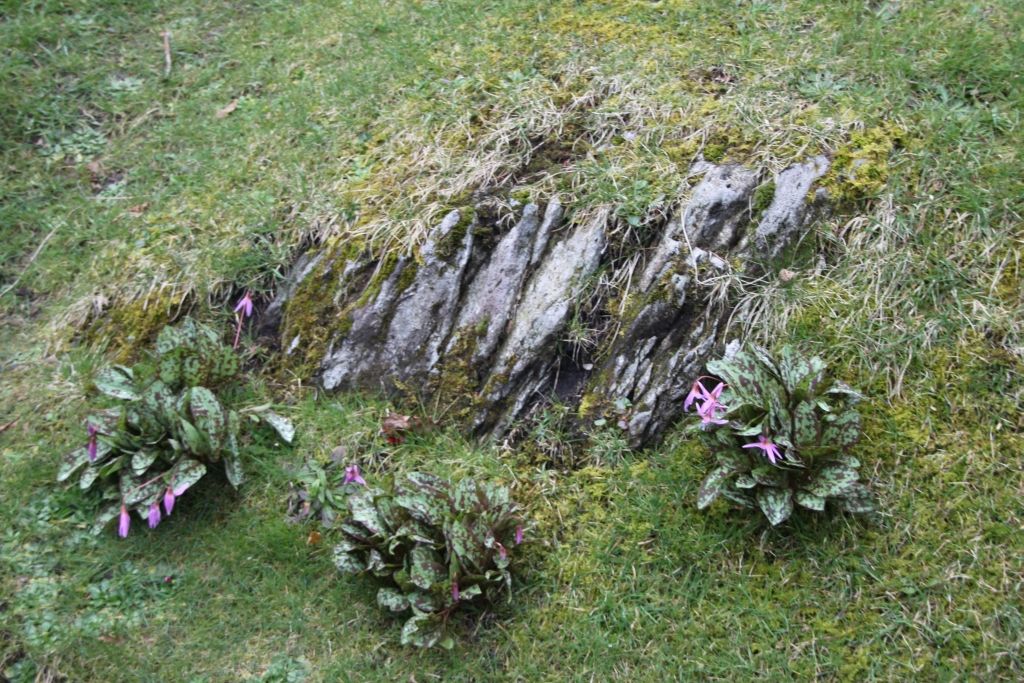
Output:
[
  {"left": 700, "top": 124, "right": 758, "bottom": 164},
  {"left": 703, "top": 142, "right": 726, "bottom": 163},
  {"left": 510, "top": 188, "right": 532, "bottom": 204},
  {"left": 278, "top": 254, "right": 342, "bottom": 376},
  {"left": 434, "top": 207, "right": 476, "bottom": 262},
  {"left": 427, "top": 323, "right": 487, "bottom": 423},
  {"left": 576, "top": 391, "right": 604, "bottom": 420},
  {"left": 820, "top": 123, "right": 907, "bottom": 205},
  {"left": 751, "top": 181, "right": 775, "bottom": 219},
  {"left": 91, "top": 290, "right": 191, "bottom": 362},
  {"left": 393, "top": 257, "right": 419, "bottom": 295}
]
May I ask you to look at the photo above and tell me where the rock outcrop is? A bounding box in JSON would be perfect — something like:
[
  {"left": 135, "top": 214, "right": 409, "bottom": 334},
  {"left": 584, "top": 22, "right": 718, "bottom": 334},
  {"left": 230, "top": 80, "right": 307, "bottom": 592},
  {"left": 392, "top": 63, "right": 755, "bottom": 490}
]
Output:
[{"left": 277, "top": 158, "right": 831, "bottom": 448}]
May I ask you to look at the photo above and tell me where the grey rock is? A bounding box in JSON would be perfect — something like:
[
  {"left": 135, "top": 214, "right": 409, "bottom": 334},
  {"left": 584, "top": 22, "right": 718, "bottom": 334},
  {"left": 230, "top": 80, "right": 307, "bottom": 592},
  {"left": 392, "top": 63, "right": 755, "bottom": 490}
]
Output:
[
  {"left": 683, "top": 164, "right": 759, "bottom": 252},
  {"left": 320, "top": 255, "right": 412, "bottom": 391},
  {"left": 755, "top": 156, "right": 830, "bottom": 259},
  {"left": 448, "top": 202, "right": 548, "bottom": 365},
  {"left": 478, "top": 209, "right": 606, "bottom": 432},
  {"left": 321, "top": 210, "right": 472, "bottom": 391},
  {"left": 382, "top": 210, "right": 474, "bottom": 380}
]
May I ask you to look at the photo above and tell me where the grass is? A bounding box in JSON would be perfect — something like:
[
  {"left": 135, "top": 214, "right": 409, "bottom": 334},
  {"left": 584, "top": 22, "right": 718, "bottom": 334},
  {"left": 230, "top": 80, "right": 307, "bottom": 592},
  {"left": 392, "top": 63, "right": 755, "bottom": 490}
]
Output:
[{"left": 1, "top": 0, "right": 1022, "bottom": 680}]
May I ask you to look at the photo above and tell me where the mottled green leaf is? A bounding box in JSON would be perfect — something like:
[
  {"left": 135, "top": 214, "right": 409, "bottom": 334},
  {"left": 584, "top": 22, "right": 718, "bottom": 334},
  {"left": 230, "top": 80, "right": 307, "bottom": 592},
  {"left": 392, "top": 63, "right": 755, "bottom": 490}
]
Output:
[
  {"left": 826, "top": 380, "right": 864, "bottom": 403},
  {"left": 410, "top": 546, "right": 446, "bottom": 589},
  {"left": 403, "top": 472, "right": 450, "bottom": 496},
  {"left": 121, "top": 471, "right": 165, "bottom": 507},
  {"left": 155, "top": 325, "right": 184, "bottom": 355},
  {"left": 794, "top": 490, "right": 826, "bottom": 511},
  {"left": 94, "top": 366, "right": 138, "bottom": 400},
  {"left": 751, "top": 465, "right": 786, "bottom": 487},
  {"left": 409, "top": 590, "right": 443, "bottom": 613},
  {"left": 333, "top": 546, "right": 366, "bottom": 574},
  {"left": 445, "top": 519, "right": 486, "bottom": 570},
  {"left": 178, "top": 418, "right": 209, "bottom": 456},
  {"left": 836, "top": 483, "right": 875, "bottom": 514},
  {"left": 391, "top": 516, "right": 433, "bottom": 542},
  {"left": 377, "top": 587, "right": 409, "bottom": 613},
  {"left": 779, "top": 346, "right": 828, "bottom": 395},
  {"left": 806, "top": 463, "right": 859, "bottom": 497},
  {"left": 736, "top": 423, "right": 766, "bottom": 437},
  {"left": 189, "top": 387, "right": 224, "bottom": 453},
  {"left": 395, "top": 492, "right": 447, "bottom": 526},
  {"left": 756, "top": 487, "right": 794, "bottom": 526},
  {"left": 453, "top": 478, "right": 481, "bottom": 513},
  {"left": 459, "top": 584, "right": 483, "bottom": 603},
  {"left": 91, "top": 502, "right": 122, "bottom": 535},
  {"left": 697, "top": 464, "right": 734, "bottom": 510},
  {"left": 793, "top": 400, "right": 819, "bottom": 447},
  {"left": 708, "top": 349, "right": 786, "bottom": 410},
  {"left": 734, "top": 474, "right": 757, "bottom": 489},
  {"left": 750, "top": 343, "right": 782, "bottom": 377},
  {"left": 158, "top": 355, "right": 182, "bottom": 386},
  {"left": 58, "top": 447, "right": 95, "bottom": 482},
  {"left": 721, "top": 488, "right": 756, "bottom": 508},
  {"left": 348, "top": 490, "right": 386, "bottom": 535},
  {"left": 224, "top": 450, "right": 244, "bottom": 489},
  {"left": 400, "top": 611, "right": 445, "bottom": 649},
  {"left": 224, "top": 410, "right": 243, "bottom": 488},
  {"left": 79, "top": 464, "right": 101, "bottom": 490},
  {"left": 340, "top": 521, "right": 373, "bottom": 544},
  {"left": 261, "top": 411, "right": 295, "bottom": 444},
  {"left": 131, "top": 449, "right": 159, "bottom": 476},
  {"left": 367, "top": 549, "right": 388, "bottom": 576},
  {"left": 169, "top": 457, "right": 206, "bottom": 496},
  {"left": 822, "top": 410, "right": 861, "bottom": 448}
]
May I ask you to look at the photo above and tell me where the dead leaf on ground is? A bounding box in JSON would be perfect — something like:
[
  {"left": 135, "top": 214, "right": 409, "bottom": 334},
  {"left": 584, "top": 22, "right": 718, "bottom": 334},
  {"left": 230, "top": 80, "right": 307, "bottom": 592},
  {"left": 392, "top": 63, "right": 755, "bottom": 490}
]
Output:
[
  {"left": 307, "top": 530, "right": 322, "bottom": 546},
  {"left": 380, "top": 411, "right": 420, "bottom": 445},
  {"left": 127, "top": 203, "right": 149, "bottom": 215},
  {"left": 215, "top": 99, "right": 238, "bottom": 119}
]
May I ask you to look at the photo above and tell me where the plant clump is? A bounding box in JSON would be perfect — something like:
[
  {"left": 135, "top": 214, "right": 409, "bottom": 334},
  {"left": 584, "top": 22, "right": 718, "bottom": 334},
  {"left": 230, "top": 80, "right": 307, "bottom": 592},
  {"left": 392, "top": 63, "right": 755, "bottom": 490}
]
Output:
[
  {"left": 57, "top": 319, "right": 294, "bottom": 536},
  {"left": 332, "top": 470, "right": 524, "bottom": 648},
  {"left": 691, "top": 345, "right": 875, "bottom": 525}
]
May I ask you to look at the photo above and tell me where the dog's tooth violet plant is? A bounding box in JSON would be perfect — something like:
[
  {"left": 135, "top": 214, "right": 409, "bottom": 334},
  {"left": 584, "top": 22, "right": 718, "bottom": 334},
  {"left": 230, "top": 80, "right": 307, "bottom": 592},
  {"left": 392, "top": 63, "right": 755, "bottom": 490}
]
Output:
[
  {"left": 57, "top": 318, "right": 294, "bottom": 536},
  {"left": 332, "top": 469, "right": 525, "bottom": 649},
  {"left": 689, "top": 345, "right": 875, "bottom": 526}
]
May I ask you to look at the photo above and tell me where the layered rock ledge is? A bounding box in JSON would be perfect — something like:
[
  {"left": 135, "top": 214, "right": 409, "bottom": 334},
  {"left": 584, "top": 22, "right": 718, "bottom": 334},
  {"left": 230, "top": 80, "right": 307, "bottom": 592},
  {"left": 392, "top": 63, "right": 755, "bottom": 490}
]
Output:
[{"left": 273, "top": 158, "right": 830, "bottom": 448}]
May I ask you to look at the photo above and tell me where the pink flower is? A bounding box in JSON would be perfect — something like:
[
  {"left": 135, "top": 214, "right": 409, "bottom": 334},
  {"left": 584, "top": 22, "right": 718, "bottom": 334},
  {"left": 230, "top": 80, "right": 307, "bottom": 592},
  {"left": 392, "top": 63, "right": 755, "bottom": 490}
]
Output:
[
  {"left": 684, "top": 380, "right": 706, "bottom": 411},
  {"left": 496, "top": 542, "right": 507, "bottom": 560},
  {"left": 118, "top": 504, "right": 130, "bottom": 538},
  {"left": 163, "top": 487, "right": 176, "bottom": 515},
  {"left": 697, "top": 394, "right": 728, "bottom": 427},
  {"left": 148, "top": 503, "right": 162, "bottom": 529},
  {"left": 514, "top": 525, "right": 524, "bottom": 545},
  {"left": 87, "top": 424, "right": 98, "bottom": 462},
  {"left": 234, "top": 291, "right": 254, "bottom": 317},
  {"left": 743, "top": 434, "right": 783, "bottom": 465},
  {"left": 233, "top": 291, "right": 254, "bottom": 349},
  {"left": 343, "top": 464, "right": 366, "bottom": 486},
  {"left": 451, "top": 581, "right": 460, "bottom": 602},
  {"left": 685, "top": 377, "right": 728, "bottom": 426}
]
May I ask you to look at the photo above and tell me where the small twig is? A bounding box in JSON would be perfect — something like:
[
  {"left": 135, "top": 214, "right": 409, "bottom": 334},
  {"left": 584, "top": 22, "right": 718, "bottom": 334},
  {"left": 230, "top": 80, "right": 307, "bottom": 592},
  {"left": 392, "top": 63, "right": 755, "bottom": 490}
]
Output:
[
  {"left": 161, "top": 31, "right": 172, "bottom": 78},
  {"left": 0, "top": 224, "right": 58, "bottom": 300},
  {"left": 0, "top": 419, "right": 18, "bottom": 434}
]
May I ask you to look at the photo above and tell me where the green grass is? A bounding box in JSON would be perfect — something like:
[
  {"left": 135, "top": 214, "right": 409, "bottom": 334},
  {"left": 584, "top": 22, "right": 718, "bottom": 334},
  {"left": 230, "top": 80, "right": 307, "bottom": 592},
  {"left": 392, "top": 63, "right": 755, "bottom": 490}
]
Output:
[{"left": 2, "top": 0, "right": 1022, "bottom": 680}]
